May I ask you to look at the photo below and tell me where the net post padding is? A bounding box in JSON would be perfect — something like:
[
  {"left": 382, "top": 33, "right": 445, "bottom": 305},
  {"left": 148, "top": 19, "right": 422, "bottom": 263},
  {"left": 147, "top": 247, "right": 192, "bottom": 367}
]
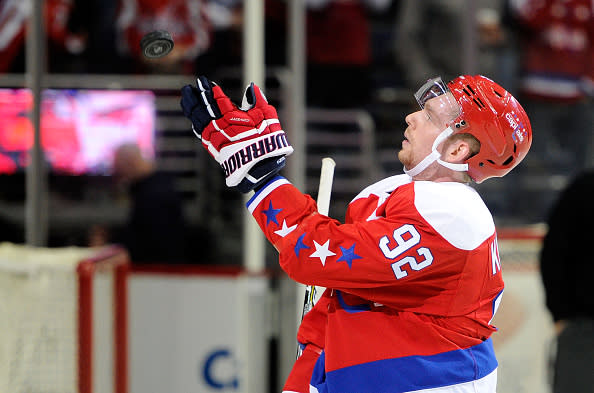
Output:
[
  {"left": 77, "top": 259, "right": 94, "bottom": 393},
  {"left": 114, "top": 259, "right": 129, "bottom": 393},
  {"left": 77, "top": 246, "right": 130, "bottom": 393}
]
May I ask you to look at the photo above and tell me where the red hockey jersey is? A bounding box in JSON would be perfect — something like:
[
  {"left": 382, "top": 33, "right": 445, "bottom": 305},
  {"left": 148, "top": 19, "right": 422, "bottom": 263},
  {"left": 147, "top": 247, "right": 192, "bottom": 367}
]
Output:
[{"left": 248, "top": 174, "right": 504, "bottom": 392}]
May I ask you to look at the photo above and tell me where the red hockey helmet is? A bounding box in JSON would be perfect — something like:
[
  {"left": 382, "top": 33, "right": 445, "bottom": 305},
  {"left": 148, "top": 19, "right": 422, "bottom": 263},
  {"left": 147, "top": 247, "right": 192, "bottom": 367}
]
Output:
[
  {"left": 446, "top": 75, "right": 532, "bottom": 183},
  {"left": 413, "top": 75, "right": 532, "bottom": 183}
]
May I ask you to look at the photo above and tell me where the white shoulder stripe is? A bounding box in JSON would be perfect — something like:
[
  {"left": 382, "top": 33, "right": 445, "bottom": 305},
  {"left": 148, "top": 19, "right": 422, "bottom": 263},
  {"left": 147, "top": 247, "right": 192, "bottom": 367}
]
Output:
[{"left": 414, "top": 182, "right": 495, "bottom": 250}]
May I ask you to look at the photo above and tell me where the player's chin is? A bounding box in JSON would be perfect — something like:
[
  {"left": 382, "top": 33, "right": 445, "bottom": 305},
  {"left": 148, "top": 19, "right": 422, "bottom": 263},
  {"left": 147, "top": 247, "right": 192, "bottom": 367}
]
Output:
[{"left": 397, "top": 149, "right": 409, "bottom": 167}]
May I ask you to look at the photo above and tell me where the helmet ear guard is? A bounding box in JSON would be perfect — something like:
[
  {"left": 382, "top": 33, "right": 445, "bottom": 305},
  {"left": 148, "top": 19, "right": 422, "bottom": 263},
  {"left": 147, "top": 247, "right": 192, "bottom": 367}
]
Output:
[{"left": 447, "top": 75, "right": 532, "bottom": 183}]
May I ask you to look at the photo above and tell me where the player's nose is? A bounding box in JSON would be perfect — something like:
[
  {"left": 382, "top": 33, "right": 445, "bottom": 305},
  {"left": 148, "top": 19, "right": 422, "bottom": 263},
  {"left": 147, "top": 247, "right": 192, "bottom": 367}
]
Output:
[{"left": 404, "top": 111, "right": 418, "bottom": 128}]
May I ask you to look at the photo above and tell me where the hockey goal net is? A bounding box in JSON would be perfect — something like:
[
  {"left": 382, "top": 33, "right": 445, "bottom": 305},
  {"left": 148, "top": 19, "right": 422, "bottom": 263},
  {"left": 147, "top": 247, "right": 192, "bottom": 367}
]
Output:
[
  {"left": 0, "top": 243, "right": 129, "bottom": 393},
  {"left": 497, "top": 225, "right": 546, "bottom": 271}
]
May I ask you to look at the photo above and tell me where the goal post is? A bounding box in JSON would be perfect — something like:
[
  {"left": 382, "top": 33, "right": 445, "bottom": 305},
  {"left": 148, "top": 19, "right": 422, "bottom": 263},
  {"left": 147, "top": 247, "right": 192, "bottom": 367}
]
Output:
[
  {"left": 0, "top": 243, "right": 130, "bottom": 393},
  {"left": 77, "top": 248, "right": 129, "bottom": 393}
]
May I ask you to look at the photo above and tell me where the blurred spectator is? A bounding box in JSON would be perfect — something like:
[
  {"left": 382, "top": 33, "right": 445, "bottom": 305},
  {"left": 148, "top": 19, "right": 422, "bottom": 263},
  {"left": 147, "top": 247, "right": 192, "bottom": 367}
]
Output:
[
  {"left": 393, "top": 0, "right": 515, "bottom": 88},
  {"left": 539, "top": 169, "right": 594, "bottom": 393},
  {"left": 264, "top": 0, "right": 288, "bottom": 67},
  {"left": 0, "top": 0, "right": 28, "bottom": 73},
  {"left": 97, "top": 143, "right": 190, "bottom": 263},
  {"left": 265, "top": 0, "right": 391, "bottom": 109},
  {"left": 509, "top": 0, "right": 594, "bottom": 174},
  {"left": 307, "top": 0, "right": 391, "bottom": 108},
  {"left": 0, "top": 0, "right": 80, "bottom": 73},
  {"left": 115, "top": 0, "right": 212, "bottom": 74},
  {"left": 67, "top": 0, "right": 124, "bottom": 73},
  {"left": 193, "top": 0, "right": 243, "bottom": 76},
  {"left": 306, "top": 0, "right": 391, "bottom": 108},
  {"left": 506, "top": 0, "right": 594, "bottom": 223}
]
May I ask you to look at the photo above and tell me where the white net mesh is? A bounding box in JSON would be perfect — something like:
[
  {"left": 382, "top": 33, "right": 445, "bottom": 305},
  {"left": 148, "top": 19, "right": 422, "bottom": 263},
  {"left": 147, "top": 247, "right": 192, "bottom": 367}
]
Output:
[
  {"left": 0, "top": 243, "right": 94, "bottom": 393},
  {"left": 498, "top": 225, "right": 545, "bottom": 272}
]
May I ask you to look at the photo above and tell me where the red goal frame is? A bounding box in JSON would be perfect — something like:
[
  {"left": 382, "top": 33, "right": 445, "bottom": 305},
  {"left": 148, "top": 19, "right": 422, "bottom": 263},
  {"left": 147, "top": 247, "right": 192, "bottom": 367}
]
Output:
[{"left": 77, "top": 247, "right": 130, "bottom": 393}]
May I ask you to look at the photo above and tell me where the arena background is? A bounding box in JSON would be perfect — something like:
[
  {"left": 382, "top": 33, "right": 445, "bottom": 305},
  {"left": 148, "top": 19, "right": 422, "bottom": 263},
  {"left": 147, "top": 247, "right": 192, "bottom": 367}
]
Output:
[{"left": 0, "top": 1, "right": 573, "bottom": 392}]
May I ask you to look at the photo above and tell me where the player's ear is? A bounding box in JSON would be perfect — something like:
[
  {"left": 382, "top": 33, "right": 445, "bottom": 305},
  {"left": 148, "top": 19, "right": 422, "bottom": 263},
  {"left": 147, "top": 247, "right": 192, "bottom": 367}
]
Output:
[{"left": 443, "top": 139, "right": 472, "bottom": 164}]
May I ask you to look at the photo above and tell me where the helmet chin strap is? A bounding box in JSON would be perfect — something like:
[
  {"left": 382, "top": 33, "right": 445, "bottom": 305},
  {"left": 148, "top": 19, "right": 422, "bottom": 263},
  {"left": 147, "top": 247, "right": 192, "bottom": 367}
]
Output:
[{"left": 403, "top": 126, "right": 469, "bottom": 177}]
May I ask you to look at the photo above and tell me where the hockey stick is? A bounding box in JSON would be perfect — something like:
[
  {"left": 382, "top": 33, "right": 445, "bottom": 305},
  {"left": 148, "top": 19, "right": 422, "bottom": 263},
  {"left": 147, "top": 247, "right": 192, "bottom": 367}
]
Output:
[{"left": 296, "top": 157, "right": 335, "bottom": 357}]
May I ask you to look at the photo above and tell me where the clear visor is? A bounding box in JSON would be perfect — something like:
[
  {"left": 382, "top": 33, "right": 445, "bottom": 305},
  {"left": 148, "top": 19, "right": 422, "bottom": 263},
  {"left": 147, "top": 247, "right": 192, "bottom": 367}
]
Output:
[{"left": 414, "top": 77, "right": 461, "bottom": 130}]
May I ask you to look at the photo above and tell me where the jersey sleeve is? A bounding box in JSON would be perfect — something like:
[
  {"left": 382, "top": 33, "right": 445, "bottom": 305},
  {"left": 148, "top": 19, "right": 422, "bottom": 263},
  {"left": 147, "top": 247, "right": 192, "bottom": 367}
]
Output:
[
  {"left": 247, "top": 176, "right": 408, "bottom": 289},
  {"left": 246, "top": 176, "right": 500, "bottom": 314}
]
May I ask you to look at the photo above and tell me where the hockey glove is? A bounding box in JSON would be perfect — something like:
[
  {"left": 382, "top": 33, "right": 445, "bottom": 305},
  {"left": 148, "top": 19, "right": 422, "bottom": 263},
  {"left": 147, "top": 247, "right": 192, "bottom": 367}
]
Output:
[{"left": 180, "top": 76, "right": 293, "bottom": 193}]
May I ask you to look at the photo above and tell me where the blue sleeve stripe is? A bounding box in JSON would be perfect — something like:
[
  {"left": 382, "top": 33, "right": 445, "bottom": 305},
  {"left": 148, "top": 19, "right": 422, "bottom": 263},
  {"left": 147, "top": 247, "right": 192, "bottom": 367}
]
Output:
[
  {"left": 313, "top": 339, "right": 497, "bottom": 392},
  {"left": 246, "top": 176, "right": 290, "bottom": 213}
]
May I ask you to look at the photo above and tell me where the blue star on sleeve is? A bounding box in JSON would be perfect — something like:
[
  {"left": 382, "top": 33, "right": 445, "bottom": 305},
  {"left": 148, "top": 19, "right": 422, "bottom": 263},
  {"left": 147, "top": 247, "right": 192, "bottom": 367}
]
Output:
[
  {"left": 294, "top": 233, "right": 310, "bottom": 257},
  {"left": 262, "top": 201, "right": 282, "bottom": 226},
  {"left": 337, "top": 243, "right": 363, "bottom": 269}
]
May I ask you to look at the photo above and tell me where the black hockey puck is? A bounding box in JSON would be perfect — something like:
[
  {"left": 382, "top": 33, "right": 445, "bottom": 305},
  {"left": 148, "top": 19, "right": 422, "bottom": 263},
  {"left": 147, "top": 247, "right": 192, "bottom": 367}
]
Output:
[{"left": 140, "top": 30, "right": 174, "bottom": 58}]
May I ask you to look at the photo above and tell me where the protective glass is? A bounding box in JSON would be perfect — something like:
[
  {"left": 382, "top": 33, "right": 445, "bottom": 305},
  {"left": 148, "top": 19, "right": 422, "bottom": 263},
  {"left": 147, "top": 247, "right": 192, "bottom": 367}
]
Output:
[{"left": 414, "top": 77, "right": 461, "bottom": 130}]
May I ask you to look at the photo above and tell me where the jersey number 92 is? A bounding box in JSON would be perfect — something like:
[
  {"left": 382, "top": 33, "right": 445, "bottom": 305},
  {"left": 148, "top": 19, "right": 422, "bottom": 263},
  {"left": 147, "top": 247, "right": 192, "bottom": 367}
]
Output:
[{"left": 379, "top": 224, "right": 434, "bottom": 279}]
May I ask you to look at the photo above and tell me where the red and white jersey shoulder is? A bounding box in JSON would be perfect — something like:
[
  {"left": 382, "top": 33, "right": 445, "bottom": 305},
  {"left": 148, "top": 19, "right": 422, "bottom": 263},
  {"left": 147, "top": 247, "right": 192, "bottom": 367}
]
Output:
[{"left": 249, "top": 175, "right": 504, "bottom": 392}]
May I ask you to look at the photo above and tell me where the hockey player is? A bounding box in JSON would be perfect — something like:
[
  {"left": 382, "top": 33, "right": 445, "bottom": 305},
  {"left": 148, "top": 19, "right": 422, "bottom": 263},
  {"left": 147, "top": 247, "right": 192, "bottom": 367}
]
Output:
[{"left": 180, "top": 74, "right": 532, "bottom": 392}]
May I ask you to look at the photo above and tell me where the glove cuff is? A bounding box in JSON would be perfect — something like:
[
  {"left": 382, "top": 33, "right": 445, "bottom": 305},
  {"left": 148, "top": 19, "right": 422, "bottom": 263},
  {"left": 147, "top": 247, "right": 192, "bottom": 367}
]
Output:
[{"left": 236, "top": 156, "right": 287, "bottom": 193}]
